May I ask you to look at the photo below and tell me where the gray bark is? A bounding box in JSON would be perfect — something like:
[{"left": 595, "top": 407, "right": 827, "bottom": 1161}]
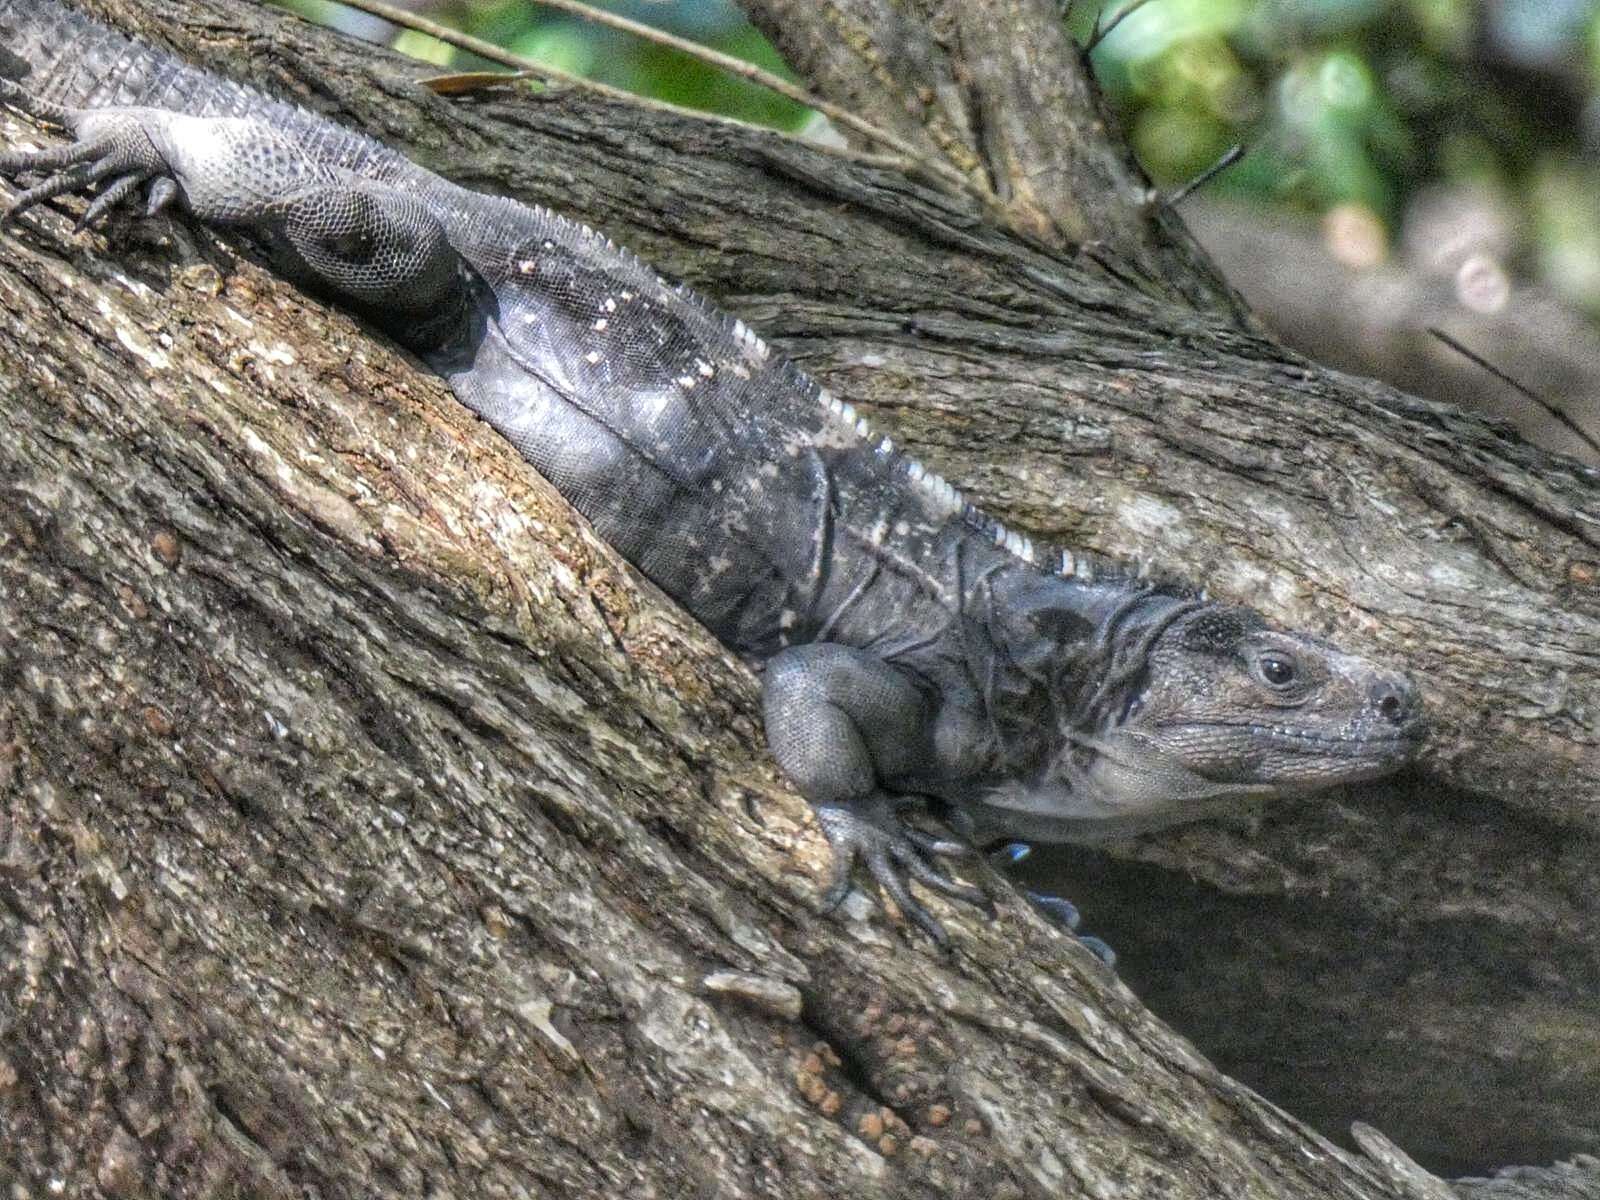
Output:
[
  {"left": 1457, "top": 1159, "right": 1600, "bottom": 1200},
  {"left": 1185, "top": 197, "right": 1600, "bottom": 465},
  {"left": 0, "top": 0, "right": 1595, "bottom": 1194}
]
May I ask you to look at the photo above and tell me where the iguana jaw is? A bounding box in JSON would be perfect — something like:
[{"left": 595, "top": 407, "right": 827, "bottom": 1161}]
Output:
[
  {"left": 974, "top": 718, "right": 1421, "bottom": 845},
  {"left": 1080, "top": 716, "right": 1421, "bottom": 808}
]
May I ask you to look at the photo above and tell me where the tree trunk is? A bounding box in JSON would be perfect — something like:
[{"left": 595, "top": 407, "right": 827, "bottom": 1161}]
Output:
[{"left": 0, "top": 0, "right": 1595, "bottom": 1195}]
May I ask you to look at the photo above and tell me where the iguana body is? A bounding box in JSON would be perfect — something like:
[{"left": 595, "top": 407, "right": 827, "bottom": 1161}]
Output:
[{"left": 0, "top": 0, "right": 1424, "bottom": 946}]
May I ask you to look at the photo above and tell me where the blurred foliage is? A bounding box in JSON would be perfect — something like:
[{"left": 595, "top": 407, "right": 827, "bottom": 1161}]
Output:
[
  {"left": 1070, "top": 0, "right": 1600, "bottom": 308},
  {"left": 278, "top": 0, "right": 1600, "bottom": 311},
  {"left": 277, "top": 0, "right": 812, "bottom": 131}
]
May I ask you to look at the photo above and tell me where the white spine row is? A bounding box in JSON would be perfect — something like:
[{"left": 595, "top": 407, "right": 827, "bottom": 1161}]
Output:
[
  {"left": 1058, "top": 548, "right": 1094, "bottom": 581},
  {"left": 473, "top": 163, "right": 1066, "bottom": 578}
]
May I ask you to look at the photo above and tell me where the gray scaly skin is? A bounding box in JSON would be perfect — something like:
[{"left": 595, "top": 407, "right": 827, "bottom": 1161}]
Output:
[{"left": 0, "top": 0, "right": 1425, "bottom": 950}]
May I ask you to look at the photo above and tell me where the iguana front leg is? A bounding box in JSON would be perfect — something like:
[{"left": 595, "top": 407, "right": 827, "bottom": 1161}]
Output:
[
  {"left": 0, "top": 81, "right": 463, "bottom": 336},
  {"left": 768, "top": 644, "right": 1114, "bottom": 956},
  {"left": 763, "top": 644, "right": 991, "bottom": 945},
  {"left": 0, "top": 80, "right": 177, "bottom": 225}
]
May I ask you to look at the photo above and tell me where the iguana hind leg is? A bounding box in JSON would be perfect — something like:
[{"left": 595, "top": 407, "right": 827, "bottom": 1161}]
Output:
[{"left": 0, "top": 89, "right": 465, "bottom": 343}]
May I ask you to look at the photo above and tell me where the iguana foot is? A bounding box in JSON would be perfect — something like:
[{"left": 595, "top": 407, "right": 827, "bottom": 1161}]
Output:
[
  {"left": 0, "top": 83, "right": 178, "bottom": 227},
  {"left": 989, "top": 843, "right": 1117, "bottom": 967},
  {"left": 816, "top": 795, "right": 991, "bottom": 947}
]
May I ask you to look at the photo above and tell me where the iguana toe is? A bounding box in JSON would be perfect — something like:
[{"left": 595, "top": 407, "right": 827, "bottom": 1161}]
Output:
[
  {"left": 1076, "top": 935, "right": 1117, "bottom": 967},
  {"left": 1021, "top": 889, "right": 1083, "bottom": 932},
  {"left": 0, "top": 103, "right": 178, "bottom": 228},
  {"left": 816, "top": 795, "right": 990, "bottom": 946}
]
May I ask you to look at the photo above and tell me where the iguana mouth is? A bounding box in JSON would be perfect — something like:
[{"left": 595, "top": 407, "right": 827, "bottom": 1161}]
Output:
[{"left": 1168, "top": 721, "right": 1424, "bottom": 756}]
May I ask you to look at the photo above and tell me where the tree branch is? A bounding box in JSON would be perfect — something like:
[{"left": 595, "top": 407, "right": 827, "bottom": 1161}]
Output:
[
  {"left": 1, "top": 0, "right": 1596, "bottom": 1189},
  {"left": 0, "top": 67, "right": 1417, "bottom": 1200},
  {"left": 1185, "top": 198, "right": 1600, "bottom": 465},
  {"left": 734, "top": 0, "right": 1251, "bottom": 316}
]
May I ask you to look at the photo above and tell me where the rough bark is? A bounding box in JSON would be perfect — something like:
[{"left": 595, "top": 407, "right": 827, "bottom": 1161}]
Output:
[
  {"left": 1457, "top": 1159, "right": 1600, "bottom": 1200},
  {"left": 0, "top": 0, "right": 1595, "bottom": 1195},
  {"left": 738, "top": 0, "right": 1249, "bottom": 311}
]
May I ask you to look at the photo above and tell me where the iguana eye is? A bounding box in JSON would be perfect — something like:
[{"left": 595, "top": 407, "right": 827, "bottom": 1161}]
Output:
[{"left": 1258, "top": 654, "right": 1296, "bottom": 687}]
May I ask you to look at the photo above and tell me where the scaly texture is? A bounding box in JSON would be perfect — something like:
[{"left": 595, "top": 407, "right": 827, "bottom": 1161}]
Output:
[{"left": 0, "top": 0, "right": 1422, "bottom": 944}]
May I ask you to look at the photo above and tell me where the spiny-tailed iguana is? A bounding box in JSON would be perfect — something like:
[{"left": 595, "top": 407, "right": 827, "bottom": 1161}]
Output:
[{"left": 0, "top": 0, "right": 1424, "bottom": 950}]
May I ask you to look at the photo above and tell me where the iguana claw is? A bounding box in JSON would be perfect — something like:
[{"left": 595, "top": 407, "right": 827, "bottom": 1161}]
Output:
[
  {"left": 988, "top": 844, "right": 1118, "bottom": 966},
  {"left": 0, "top": 87, "right": 176, "bottom": 227},
  {"left": 816, "top": 795, "right": 991, "bottom": 947},
  {"left": 0, "top": 77, "right": 72, "bottom": 126}
]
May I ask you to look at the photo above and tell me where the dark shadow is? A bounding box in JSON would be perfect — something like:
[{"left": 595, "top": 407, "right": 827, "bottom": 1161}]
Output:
[{"left": 1008, "top": 771, "right": 1600, "bottom": 1177}]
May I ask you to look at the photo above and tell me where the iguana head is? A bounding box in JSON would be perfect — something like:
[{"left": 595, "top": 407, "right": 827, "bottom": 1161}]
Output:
[
  {"left": 980, "top": 589, "right": 1424, "bottom": 841},
  {"left": 1080, "top": 604, "right": 1424, "bottom": 812}
]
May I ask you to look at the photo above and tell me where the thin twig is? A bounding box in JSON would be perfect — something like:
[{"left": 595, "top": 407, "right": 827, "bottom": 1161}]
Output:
[
  {"left": 414, "top": 69, "right": 931, "bottom": 177},
  {"left": 1086, "top": 0, "right": 1159, "bottom": 53},
  {"left": 330, "top": 0, "right": 997, "bottom": 211},
  {"left": 1162, "top": 143, "right": 1245, "bottom": 208},
  {"left": 515, "top": 0, "right": 823, "bottom": 117},
  {"left": 1427, "top": 327, "right": 1600, "bottom": 460},
  {"left": 332, "top": 0, "right": 676, "bottom": 106}
]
